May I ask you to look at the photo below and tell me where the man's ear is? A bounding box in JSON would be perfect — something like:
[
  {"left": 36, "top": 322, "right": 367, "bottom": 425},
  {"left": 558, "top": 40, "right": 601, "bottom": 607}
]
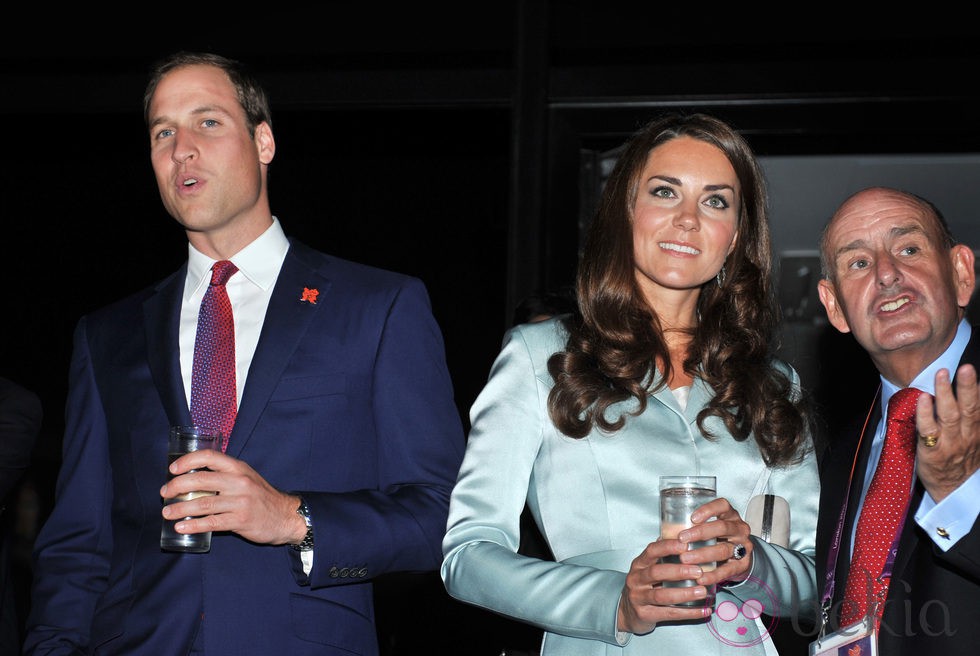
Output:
[
  {"left": 951, "top": 244, "right": 976, "bottom": 309},
  {"left": 817, "top": 278, "right": 851, "bottom": 334},
  {"left": 256, "top": 121, "right": 276, "bottom": 165}
]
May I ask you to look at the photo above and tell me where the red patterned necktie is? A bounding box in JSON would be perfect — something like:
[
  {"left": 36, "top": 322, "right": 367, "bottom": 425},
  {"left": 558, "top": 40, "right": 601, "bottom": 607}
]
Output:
[
  {"left": 840, "top": 386, "right": 922, "bottom": 627},
  {"left": 190, "top": 260, "right": 238, "bottom": 452}
]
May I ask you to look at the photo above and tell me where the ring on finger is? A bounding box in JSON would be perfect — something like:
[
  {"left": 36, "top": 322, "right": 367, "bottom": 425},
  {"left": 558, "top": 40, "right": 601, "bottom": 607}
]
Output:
[
  {"left": 731, "top": 543, "right": 747, "bottom": 561},
  {"left": 919, "top": 432, "right": 939, "bottom": 448}
]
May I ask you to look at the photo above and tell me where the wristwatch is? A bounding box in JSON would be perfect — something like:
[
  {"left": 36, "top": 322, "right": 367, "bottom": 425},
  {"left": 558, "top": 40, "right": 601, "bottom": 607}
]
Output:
[{"left": 291, "top": 497, "right": 314, "bottom": 552}]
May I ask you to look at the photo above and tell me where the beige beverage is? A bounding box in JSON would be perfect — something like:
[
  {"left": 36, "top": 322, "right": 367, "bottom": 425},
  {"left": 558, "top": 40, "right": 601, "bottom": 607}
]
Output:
[
  {"left": 659, "top": 477, "right": 717, "bottom": 606},
  {"left": 160, "top": 426, "right": 221, "bottom": 553}
]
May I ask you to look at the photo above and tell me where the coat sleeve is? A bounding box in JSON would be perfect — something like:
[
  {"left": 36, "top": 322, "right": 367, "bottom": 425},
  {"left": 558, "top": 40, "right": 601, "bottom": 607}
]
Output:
[
  {"left": 441, "top": 326, "right": 627, "bottom": 645},
  {"left": 725, "top": 363, "right": 821, "bottom": 626},
  {"left": 305, "top": 276, "right": 466, "bottom": 587},
  {"left": 24, "top": 318, "right": 112, "bottom": 655}
]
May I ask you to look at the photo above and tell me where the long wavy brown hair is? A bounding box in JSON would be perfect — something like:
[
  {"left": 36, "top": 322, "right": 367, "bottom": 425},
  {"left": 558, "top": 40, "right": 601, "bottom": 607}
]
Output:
[{"left": 547, "top": 113, "right": 810, "bottom": 467}]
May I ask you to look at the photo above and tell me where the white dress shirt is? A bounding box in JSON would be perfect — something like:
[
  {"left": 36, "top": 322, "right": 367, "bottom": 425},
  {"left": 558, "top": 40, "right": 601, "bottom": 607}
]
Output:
[{"left": 179, "top": 217, "right": 290, "bottom": 409}]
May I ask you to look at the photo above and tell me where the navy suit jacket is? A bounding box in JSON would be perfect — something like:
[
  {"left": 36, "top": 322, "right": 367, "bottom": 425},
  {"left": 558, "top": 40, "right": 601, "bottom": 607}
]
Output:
[
  {"left": 24, "top": 240, "right": 465, "bottom": 655},
  {"left": 815, "top": 329, "right": 980, "bottom": 655}
]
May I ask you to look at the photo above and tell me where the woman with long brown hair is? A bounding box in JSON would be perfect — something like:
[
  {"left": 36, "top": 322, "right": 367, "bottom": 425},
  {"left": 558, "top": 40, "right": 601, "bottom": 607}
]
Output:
[{"left": 442, "top": 113, "right": 819, "bottom": 654}]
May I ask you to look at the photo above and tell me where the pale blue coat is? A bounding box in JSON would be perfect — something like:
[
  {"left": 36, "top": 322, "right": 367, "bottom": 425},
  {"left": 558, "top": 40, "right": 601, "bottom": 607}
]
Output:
[{"left": 442, "top": 318, "right": 819, "bottom": 655}]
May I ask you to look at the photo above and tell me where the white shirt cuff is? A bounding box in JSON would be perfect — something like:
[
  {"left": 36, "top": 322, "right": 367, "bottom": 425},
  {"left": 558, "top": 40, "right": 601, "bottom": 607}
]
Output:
[{"left": 914, "top": 468, "right": 980, "bottom": 550}]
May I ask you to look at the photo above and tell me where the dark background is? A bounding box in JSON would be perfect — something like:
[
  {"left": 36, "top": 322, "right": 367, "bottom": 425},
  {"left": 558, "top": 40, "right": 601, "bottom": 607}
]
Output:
[{"left": 2, "top": 5, "right": 979, "bottom": 654}]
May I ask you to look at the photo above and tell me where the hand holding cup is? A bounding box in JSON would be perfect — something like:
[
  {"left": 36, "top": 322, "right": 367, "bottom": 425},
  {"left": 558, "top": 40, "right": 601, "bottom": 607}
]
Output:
[
  {"left": 658, "top": 476, "right": 717, "bottom": 607},
  {"left": 160, "top": 425, "right": 222, "bottom": 553}
]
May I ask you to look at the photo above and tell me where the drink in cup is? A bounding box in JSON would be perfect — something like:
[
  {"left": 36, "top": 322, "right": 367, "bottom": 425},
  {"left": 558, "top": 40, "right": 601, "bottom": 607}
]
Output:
[
  {"left": 160, "top": 426, "right": 221, "bottom": 553},
  {"left": 659, "top": 475, "right": 717, "bottom": 607}
]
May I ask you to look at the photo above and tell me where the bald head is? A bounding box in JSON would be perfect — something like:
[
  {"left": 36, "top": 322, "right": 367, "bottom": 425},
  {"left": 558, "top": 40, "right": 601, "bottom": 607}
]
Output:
[{"left": 819, "top": 187, "right": 953, "bottom": 283}]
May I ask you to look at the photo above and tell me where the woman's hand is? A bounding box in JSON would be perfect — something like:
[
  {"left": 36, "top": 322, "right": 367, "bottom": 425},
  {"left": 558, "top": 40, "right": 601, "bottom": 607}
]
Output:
[
  {"left": 617, "top": 496, "right": 754, "bottom": 636},
  {"left": 618, "top": 539, "right": 713, "bottom": 635},
  {"left": 680, "top": 497, "right": 754, "bottom": 587}
]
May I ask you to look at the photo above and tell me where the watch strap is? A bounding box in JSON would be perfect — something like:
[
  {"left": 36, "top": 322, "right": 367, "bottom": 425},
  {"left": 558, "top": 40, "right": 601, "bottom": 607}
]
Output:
[{"left": 291, "top": 497, "right": 314, "bottom": 552}]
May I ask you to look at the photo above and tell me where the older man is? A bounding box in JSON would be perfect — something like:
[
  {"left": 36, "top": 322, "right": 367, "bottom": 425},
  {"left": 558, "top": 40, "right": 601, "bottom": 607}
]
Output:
[{"left": 814, "top": 186, "right": 980, "bottom": 655}]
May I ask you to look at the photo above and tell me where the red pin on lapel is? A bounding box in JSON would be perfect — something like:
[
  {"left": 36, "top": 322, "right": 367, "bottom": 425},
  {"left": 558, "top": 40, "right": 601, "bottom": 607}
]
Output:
[{"left": 300, "top": 287, "right": 319, "bottom": 304}]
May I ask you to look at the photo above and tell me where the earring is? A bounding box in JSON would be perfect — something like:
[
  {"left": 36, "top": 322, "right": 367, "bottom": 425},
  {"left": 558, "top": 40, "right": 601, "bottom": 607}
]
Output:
[{"left": 716, "top": 266, "right": 727, "bottom": 287}]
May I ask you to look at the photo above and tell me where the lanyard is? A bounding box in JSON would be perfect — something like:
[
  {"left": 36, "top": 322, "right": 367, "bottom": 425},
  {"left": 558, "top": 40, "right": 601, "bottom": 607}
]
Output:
[{"left": 820, "top": 385, "right": 913, "bottom": 611}]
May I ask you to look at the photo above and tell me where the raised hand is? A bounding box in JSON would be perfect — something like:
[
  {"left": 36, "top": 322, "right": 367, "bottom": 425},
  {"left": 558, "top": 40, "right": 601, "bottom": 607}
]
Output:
[{"left": 915, "top": 364, "right": 980, "bottom": 502}]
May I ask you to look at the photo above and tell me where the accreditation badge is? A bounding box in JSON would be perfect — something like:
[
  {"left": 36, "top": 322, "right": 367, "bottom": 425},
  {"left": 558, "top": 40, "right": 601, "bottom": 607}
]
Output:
[{"left": 808, "top": 615, "right": 878, "bottom": 656}]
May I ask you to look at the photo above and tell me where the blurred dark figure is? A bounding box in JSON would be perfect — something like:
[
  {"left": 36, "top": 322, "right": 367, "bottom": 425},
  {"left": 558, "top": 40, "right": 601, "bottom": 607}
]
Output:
[
  {"left": 512, "top": 286, "right": 576, "bottom": 326},
  {"left": 0, "top": 377, "right": 42, "bottom": 654}
]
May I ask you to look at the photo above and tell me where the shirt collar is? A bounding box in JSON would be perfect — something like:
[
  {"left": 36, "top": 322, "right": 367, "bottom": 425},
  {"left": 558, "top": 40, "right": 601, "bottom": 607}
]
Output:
[
  {"left": 183, "top": 216, "right": 290, "bottom": 303},
  {"left": 880, "top": 318, "right": 972, "bottom": 409}
]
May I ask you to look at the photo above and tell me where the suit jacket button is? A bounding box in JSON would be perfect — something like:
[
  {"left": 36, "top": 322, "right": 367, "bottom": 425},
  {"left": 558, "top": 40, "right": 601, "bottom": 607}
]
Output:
[
  {"left": 358, "top": 567, "right": 368, "bottom": 578},
  {"left": 339, "top": 567, "right": 351, "bottom": 577},
  {"left": 329, "top": 567, "right": 339, "bottom": 578}
]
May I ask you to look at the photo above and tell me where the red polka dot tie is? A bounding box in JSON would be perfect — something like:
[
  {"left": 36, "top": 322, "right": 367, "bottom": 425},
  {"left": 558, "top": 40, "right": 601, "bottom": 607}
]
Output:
[
  {"left": 190, "top": 260, "right": 238, "bottom": 452},
  {"left": 840, "top": 386, "right": 922, "bottom": 627}
]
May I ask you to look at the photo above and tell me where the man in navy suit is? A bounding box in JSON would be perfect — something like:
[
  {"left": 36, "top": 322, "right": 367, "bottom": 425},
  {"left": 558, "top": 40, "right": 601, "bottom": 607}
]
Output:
[
  {"left": 814, "top": 187, "right": 980, "bottom": 655},
  {"left": 24, "top": 51, "right": 465, "bottom": 656}
]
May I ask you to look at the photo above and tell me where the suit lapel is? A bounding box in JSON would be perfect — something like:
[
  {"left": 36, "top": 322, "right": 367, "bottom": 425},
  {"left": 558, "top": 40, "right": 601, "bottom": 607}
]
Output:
[
  {"left": 683, "top": 377, "right": 713, "bottom": 423},
  {"left": 225, "top": 246, "right": 330, "bottom": 457},
  {"left": 646, "top": 372, "right": 711, "bottom": 422},
  {"left": 830, "top": 390, "right": 882, "bottom": 610},
  {"left": 144, "top": 267, "right": 192, "bottom": 428}
]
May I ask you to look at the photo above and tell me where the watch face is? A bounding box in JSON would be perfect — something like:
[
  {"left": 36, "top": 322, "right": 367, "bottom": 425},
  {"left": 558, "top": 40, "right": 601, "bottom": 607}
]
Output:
[{"left": 292, "top": 499, "right": 314, "bottom": 551}]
